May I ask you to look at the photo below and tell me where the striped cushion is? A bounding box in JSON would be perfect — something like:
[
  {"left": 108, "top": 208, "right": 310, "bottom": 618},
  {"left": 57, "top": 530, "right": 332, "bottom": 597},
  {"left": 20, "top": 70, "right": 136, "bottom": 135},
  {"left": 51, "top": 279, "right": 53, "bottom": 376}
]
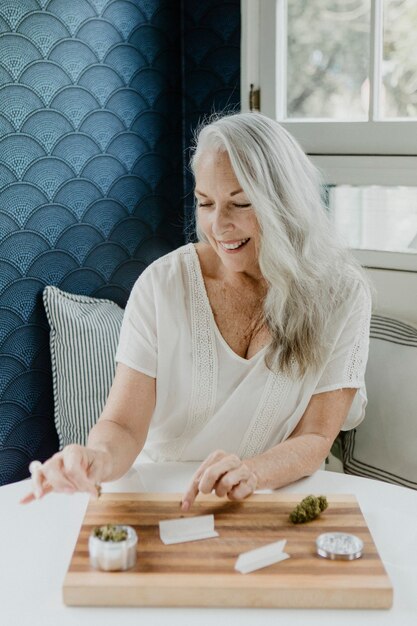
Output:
[
  {"left": 343, "top": 314, "right": 417, "bottom": 489},
  {"left": 43, "top": 286, "right": 124, "bottom": 449}
]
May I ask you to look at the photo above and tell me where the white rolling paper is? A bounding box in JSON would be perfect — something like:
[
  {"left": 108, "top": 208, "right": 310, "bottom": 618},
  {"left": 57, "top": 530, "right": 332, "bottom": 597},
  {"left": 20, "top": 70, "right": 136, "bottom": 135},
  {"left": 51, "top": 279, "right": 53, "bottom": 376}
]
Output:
[
  {"left": 159, "top": 514, "right": 219, "bottom": 545},
  {"left": 235, "top": 539, "right": 290, "bottom": 574}
]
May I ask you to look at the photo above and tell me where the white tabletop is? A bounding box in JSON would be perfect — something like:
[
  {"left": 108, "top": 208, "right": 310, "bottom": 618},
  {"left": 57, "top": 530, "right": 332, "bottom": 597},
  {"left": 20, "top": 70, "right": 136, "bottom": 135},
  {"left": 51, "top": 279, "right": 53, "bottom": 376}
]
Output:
[{"left": 1, "top": 463, "right": 417, "bottom": 625}]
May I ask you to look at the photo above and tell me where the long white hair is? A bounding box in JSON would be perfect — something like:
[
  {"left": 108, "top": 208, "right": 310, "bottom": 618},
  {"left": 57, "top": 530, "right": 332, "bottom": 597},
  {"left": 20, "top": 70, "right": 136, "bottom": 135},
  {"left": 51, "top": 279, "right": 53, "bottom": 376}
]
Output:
[{"left": 190, "top": 111, "right": 371, "bottom": 379}]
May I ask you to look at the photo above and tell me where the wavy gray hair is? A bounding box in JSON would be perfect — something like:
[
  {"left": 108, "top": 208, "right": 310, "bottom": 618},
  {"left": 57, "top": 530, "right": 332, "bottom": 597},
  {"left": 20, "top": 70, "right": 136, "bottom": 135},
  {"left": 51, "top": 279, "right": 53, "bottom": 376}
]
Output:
[{"left": 190, "top": 111, "right": 371, "bottom": 379}]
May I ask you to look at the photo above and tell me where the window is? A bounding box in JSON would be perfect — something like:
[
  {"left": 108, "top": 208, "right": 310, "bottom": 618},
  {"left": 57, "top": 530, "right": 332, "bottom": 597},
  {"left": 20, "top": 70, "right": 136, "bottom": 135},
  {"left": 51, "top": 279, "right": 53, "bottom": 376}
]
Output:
[{"left": 241, "top": 0, "right": 417, "bottom": 270}]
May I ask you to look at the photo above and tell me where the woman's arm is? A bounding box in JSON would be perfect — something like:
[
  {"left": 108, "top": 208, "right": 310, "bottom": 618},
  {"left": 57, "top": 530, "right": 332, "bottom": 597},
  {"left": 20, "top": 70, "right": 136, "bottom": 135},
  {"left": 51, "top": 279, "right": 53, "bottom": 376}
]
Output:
[
  {"left": 245, "top": 387, "right": 357, "bottom": 490},
  {"left": 181, "top": 387, "right": 356, "bottom": 510},
  {"left": 87, "top": 362, "right": 156, "bottom": 482},
  {"left": 21, "top": 363, "right": 155, "bottom": 503}
]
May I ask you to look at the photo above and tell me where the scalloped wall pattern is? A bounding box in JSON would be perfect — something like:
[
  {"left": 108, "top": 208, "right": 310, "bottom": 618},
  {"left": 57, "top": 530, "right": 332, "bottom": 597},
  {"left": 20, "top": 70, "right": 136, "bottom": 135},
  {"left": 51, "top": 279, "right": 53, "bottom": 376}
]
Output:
[
  {"left": 182, "top": 0, "right": 241, "bottom": 230},
  {"left": 0, "top": 0, "right": 240, "bottom": 485}
]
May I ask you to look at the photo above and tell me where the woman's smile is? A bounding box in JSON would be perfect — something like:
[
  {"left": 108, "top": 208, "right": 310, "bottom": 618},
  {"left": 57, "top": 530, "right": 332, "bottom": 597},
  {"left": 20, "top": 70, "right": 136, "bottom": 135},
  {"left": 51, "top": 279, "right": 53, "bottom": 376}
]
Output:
[{"left": 217, "top": 238, "right": 251, "bottom": 252}]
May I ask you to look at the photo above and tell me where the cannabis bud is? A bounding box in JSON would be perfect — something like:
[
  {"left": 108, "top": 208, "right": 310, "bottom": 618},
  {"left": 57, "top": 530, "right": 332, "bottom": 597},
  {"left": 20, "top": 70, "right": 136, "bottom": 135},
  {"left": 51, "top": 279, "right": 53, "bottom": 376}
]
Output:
[
  {"left": 289, "top": 495, "right": 328, "bottom": 524},
  {"left": 93, "top": 524, "right": 128, "bottom": 542}
]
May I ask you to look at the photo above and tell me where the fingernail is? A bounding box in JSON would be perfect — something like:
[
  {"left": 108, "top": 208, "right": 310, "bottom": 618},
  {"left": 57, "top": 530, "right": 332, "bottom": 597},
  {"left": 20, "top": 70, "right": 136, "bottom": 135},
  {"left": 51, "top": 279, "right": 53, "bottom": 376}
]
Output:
[{"left": 34, "top": 489, "right": 41, "bottom": 499}]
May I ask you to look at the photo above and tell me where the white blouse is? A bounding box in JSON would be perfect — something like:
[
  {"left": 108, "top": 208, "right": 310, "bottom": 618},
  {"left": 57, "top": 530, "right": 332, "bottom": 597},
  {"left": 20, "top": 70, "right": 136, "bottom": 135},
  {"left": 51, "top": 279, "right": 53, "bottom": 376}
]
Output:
[{"left": 115, "top": 243, "right": 371, "bottom": 462}]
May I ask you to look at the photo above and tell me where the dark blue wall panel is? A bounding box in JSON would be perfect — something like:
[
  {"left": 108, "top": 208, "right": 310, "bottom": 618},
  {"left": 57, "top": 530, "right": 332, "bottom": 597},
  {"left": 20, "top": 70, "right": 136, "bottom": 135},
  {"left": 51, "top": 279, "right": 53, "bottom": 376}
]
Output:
[
  {"left": 0, "top": 0, "right": 240, "bottom": 485},
  {"left": 182, "top": 0, "right": 241, "bottom": 234}
]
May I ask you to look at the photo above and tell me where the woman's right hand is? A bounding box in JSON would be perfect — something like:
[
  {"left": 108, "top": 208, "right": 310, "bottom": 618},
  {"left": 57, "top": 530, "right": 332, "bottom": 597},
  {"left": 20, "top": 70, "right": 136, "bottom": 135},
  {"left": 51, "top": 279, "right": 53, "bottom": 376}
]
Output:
[{"left": 19, "top": 444, "right": 112, "bottom": 504}]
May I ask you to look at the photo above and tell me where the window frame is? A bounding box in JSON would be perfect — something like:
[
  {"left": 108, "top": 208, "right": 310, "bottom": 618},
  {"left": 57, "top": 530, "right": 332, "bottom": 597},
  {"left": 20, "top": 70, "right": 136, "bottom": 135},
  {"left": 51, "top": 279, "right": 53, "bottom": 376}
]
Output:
[{"left": 241, "top": 0, "right": 417, "bottom": 271}]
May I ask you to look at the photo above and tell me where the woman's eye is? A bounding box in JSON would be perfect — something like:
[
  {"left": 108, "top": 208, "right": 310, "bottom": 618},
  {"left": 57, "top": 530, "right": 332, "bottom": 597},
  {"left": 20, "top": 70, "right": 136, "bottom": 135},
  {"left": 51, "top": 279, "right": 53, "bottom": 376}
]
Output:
[{"left": 196, "top": 202, "right": 251, "bottom": 208}]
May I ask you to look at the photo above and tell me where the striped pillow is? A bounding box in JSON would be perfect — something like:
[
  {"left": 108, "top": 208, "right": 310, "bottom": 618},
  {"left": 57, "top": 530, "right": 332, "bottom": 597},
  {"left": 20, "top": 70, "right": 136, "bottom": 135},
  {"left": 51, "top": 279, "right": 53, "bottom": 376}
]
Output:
[
  {"left": 343, "top": 314, "right": 417, "bottom": 489},
  {"left": 43, "top": 286, "right": 124, "bottom": 449}
]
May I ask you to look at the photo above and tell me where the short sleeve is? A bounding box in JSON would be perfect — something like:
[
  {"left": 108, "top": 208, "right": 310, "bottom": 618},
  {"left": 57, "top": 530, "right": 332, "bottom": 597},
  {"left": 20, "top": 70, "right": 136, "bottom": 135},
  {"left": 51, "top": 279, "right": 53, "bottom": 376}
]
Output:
[
  {"left": 313, "top": 281, "right": 372, "bottom": 429},
  {"left": 115, "top": 267, "right": 157, "bottom": 378}
]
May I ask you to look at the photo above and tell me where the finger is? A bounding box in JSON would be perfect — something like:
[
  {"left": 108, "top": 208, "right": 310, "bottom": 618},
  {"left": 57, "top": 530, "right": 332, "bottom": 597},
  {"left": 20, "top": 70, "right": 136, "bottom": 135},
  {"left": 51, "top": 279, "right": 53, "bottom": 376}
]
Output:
[
  {"left": 198, "top": 455, "right": 242, "bottom": 495},
  {"left": 192, "top": 449, "right": 228, "bottom": 484},
  {"left": 29, "top": 462, "right": 49, "bottom": 499},
  {"left": 19, "top": 483, "right": 54, "bottom": 505},
  {"left": 228, "top": 474, "right": 257, "bottom": 501},
  {"left": 181, "top": 450, "right": 225, "bottom": 513},
  {"left": 180, "top": 451, "right": 228, "bottom": 512},
  {"left": 214, "top": 465, "right": 251, "bottom": 497},
  {"left": 62, "top": 449, "right": 97, "bottom": 496},
  {"left": 41, "top": 456, "right": 81, "bottom": 494},
  {"left": 29, "top": 460, "right": 43, "bottom": 474},
  {"left": 181, "top": 475, "right": 201, "bottom": 512},
  {"left": 20, "top": 492, "right": 36, "bottom": 505}
]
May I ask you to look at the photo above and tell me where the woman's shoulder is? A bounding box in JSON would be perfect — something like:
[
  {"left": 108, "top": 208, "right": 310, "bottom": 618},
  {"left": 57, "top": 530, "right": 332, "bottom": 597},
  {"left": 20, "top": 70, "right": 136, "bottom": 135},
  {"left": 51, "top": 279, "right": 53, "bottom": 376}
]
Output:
[
  {"left": 151, "top": 242, "right": 194, "bottom": 267},
  {"left": 126, "top": 244, "right": 192, "bottom": 300},
  {"left": 329, "top": 275, "right": 372, "bottom": 334},
  {"left": 140, "top": 242, "right": 194, "bottom": 278},
  {"left": 345, "top": 274, "right": 372, "bottom": 310},
  {"left": 328, "top": 263, "right": 372, "bottom": 310}
]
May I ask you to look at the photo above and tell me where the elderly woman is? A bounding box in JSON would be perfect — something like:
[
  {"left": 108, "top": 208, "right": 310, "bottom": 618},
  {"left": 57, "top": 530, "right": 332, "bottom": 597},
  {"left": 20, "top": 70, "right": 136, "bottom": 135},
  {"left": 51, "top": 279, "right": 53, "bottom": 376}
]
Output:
[{"left": 22, "top": 112, "right": 371, "bottom": 509}]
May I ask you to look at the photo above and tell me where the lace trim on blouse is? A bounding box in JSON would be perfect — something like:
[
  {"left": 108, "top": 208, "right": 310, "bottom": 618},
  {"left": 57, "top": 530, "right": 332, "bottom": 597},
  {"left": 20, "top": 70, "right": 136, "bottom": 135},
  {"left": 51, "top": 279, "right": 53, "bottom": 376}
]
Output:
[
  {"left": 238, "top": 363, "right": 292, "bottom": 459},
  {"left": 156, "top": 246, "right": 218, "bottom": 460},
  {"left": 343, "top": 290, "right": 370, "bottom": 387}
]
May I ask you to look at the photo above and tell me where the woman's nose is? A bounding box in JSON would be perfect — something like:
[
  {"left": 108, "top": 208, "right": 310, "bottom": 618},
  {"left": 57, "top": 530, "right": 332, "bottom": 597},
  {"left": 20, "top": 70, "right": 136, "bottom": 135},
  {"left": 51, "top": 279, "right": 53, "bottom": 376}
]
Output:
[{"left": 212, "top": 205, "right": 232, "bottom": 235}]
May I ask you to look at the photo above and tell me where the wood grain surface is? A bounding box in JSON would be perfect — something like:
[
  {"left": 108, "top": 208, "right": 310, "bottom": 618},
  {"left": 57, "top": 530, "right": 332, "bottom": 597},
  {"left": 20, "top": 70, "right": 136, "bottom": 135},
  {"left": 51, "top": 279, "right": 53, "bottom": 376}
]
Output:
[{"left": 63, "top": 492, "right": 393, "bottom": 609}]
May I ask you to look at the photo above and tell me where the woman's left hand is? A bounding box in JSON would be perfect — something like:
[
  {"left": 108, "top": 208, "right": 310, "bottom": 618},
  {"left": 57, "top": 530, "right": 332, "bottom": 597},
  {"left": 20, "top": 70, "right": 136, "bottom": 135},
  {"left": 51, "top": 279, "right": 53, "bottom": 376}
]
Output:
[{"left": 181, "top": 450, "right": 258, "bottom": 512}]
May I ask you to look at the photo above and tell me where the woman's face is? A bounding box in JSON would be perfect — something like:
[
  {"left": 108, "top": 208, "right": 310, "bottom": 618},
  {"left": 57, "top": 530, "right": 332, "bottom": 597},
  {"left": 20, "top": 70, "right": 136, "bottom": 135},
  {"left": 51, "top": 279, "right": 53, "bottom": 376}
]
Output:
[{"left": 194, "top": 150, "right": 261, "bottom": 279}]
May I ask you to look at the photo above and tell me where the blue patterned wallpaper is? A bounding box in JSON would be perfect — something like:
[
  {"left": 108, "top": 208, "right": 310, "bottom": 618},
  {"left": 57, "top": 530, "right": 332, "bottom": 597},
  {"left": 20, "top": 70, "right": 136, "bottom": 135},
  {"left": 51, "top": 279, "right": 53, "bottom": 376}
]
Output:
[
  {"left": 0, "top": 0, "right": 240, "bottom": 485},
  {"left": 182, "top": 0, "right": 241, "bottom": 232}
]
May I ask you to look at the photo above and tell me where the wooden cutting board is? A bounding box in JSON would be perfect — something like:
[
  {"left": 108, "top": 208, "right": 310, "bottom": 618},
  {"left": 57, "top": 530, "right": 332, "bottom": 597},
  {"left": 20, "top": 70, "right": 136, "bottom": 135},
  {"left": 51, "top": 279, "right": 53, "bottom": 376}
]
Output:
[{"left": 63, "top": 492, "right": 393, "bottom": 609}]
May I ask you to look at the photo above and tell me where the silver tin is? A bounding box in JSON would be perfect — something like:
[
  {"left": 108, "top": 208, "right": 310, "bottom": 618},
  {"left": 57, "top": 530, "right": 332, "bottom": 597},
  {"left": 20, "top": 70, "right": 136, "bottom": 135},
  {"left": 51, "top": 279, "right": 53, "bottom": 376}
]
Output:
[
  {"left": 316, "top": 532, "right": 364, "bottom": 561},
  {"left": 89, "top": 525, "right": 138, "bottom": 571}
]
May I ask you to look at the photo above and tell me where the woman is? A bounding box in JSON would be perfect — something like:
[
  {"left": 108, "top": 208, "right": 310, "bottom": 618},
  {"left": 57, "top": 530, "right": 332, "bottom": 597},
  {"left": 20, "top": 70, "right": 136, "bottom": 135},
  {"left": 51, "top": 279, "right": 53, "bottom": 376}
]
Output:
[{"left": 21, "top": 112, "right": 372, "bottom": 510}]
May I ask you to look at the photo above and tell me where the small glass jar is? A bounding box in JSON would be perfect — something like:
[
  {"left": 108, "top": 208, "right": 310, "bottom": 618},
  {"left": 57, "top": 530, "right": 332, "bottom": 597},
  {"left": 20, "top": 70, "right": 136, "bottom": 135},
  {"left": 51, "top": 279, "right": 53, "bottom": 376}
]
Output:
[{"left": 89, "top": 525, "right": 138, "bottom": 571}]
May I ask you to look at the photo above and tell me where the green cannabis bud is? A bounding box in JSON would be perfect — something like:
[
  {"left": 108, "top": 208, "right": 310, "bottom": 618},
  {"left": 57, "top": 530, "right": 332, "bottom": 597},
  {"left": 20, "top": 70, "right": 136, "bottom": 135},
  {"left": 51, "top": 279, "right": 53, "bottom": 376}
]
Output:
[
  {"left": 289, "top": 495, "right": 328, "bottom": 524},
  {"left": 93, "top": 524, "right": 128, "bottom": 542}
]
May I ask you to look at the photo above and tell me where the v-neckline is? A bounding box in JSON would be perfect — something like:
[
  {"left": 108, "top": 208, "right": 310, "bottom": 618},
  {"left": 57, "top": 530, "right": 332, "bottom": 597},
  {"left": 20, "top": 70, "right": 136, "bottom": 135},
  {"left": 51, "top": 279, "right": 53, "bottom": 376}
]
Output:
[{"left": 189, "top": 243, "right": 270, "bottom": 364}]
